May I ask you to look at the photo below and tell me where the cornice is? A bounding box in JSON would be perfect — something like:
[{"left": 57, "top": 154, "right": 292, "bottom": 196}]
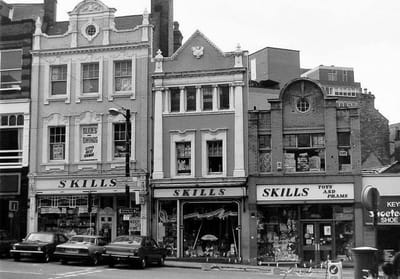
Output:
[
  {"left": 31, "top": 42, "right": 150, "bottom": 56},
  {"left": 152, "top": 67, "right": 246, "bottom": 79}
]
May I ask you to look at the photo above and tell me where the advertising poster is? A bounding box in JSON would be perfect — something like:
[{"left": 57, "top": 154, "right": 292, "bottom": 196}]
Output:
[
  {"left": 365, "top": 196, "right": 400, "bottom": 225},
  {"left": 81, "top": 125, "right": 99, "bottom": 161}
]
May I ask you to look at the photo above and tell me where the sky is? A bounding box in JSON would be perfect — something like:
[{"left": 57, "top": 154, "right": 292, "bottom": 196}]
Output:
[{"left": 10, "top": 0, "right": 400, "bottom": 124}]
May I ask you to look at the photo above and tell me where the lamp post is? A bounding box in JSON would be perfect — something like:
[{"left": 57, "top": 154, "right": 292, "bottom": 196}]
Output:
[{"left": 109, "top": 107, "right": 131, "bottom": 234}]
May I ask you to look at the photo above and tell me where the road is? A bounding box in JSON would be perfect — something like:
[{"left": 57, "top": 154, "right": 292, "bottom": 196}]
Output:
[{"left": 0, "top": 257, "right": 357, "bottom": 279}]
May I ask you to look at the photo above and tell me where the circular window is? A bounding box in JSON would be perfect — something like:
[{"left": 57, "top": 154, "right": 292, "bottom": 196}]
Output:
[
  {"left": 296, "top": 98, "right": 310, "bottom": 113},
  {"left": 86, "top": 25, "right": 97, "bottom": 36}
]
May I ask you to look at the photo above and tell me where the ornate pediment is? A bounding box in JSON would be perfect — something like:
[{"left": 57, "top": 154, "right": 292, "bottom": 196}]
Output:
[{"left": 69, "top": 0, "right": 115, "bottom": 16}]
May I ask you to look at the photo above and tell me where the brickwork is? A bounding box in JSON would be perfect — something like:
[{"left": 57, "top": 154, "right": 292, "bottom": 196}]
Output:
[{"left": 359, "top": 93, "right": 391, "bottom": 167}]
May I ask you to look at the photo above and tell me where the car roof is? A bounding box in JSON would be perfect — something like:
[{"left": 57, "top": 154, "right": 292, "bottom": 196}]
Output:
[{"left": 71, "top": 235, "right": 104, "bottom": 238}]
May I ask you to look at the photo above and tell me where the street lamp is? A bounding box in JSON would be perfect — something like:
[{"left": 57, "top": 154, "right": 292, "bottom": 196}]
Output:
[{"left": 109, "top": 107, "right": 131, "bottom": 234}]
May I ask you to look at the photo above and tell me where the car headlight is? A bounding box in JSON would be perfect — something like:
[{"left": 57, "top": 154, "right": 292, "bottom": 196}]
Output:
[
  {"left": 129, "top": 249, "right": 138, "bottom": 256},
  {"left": 12, "top": 245, "right": 16, "bottom": 250},
  {"left": 37, "top": 247, "right": 42, "bottom": 251}
]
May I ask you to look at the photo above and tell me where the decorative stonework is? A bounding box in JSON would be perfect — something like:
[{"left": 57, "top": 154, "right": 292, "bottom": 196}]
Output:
[
  {"left": 81, "top": 19, "right": 100, "bottom": 42},
  {"left": 80, "top": 2, "right": 103, "bottom": 13},
  {"left": 192, "top": 46, "right": 204, "bottom": 59}
]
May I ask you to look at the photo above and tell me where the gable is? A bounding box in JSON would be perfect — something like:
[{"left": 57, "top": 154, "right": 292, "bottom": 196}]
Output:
[{"left": 163, "top": 31, "right": 235, "bottom": 73}]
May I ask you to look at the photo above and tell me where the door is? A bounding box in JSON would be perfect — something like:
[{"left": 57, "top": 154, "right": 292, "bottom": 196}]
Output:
[{"left": 302, "top": 222, "right": 333, "bottom": 264}]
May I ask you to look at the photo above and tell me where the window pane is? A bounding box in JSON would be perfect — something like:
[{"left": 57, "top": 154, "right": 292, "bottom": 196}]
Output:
[
  {"left": 82, "top": 63, "right": 99, "bottom": 93},
  {"left": 186, "top": 87, "right": 196, "bottom": 111},
  {"left": 219, "top": 85, "right": 229, "bottom": 109},
  {"left": 83, "top": 79, "right": 99, "bottom": 93},
  {"left": 176, "top": 142, "right": 191, "bottom": 174},
  {"left": 298, "top": 134, "right": 310, "bottom": 147},
  {"left": 283, "top": 135, "right": 296, "bottom": 147},
  {"left": 259, "top": 135, "right": 271, "bottom": 149},
  {"left": 114, "top": 60, "right": 132, "bottom": 91},
  {"left": 170, "top": 88, "right": 180, "bottom": 112},
  {"left": 207, "top": 140, "right": 222, "bottom": 173},
  {"left": 202, "top": 87, "right": 213, "bottom": 111},
  {"left": 49, "top": 126, "right": 65, "bottom": 160},
  {"left": 259, "top": 151, "right": 271, "bottom": 172},
  {"left": 1, "top": 50, "right": 22, "bottom": 69},
  {"left": 1, "top": 70, "right": 21, "bottom": 88},
  {"left": 114, "top": 123, "right": 130, "bottom": 158},
  {"left": 338, "top": 132, "right": 350, "bottom": 146},
  {"left": 51, "top": 81, "right": 67, "bottom": 95}
]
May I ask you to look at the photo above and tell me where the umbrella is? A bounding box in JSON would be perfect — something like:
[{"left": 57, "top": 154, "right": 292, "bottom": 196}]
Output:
[{"left": 201, "top": 234, "right": 218, "bottom": 241}]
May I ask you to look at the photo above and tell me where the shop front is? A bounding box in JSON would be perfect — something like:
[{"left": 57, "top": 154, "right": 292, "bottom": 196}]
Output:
[
  {"left": 153, "top": 186, "right": 246, "bottom": 260},
  {"left": 256, "top": 183, "right": 355, "bottom": 265},
  {"left": 362, "top": 175, "right": 400, "bottom": 260},
  {"left": 29, "top": 176, "right": 146, "bottom": 241}
]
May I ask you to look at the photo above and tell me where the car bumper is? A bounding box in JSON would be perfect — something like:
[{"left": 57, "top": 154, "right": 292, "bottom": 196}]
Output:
[
  {"left": 10, "top": 250, "right": 45, "bottom": 258},
  {"left": 54, "top": 252, "right": 91, "bottom": 261},
  {"left": 102, "top": 253, "right": 140, "bottom": 262}
]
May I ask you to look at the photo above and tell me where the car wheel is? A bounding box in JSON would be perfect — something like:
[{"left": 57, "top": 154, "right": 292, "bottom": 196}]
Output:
[
  {"left": 60, "top": 259, "right": 68, "bottom": 265},
  {"left": 42, "top": 253, "right": 50, "bottom": 263},
  {"left": 158, "top": 256, "right": 165, "bottom": 266},
  {"left": 139, "top": 257, "right": 146, "bottom": 269},
  {"left": 13, "top": 255, "right": 20, "bottom": 262},
  {"left": 90, "top": 254, "right": 99, "bottom": 266}
]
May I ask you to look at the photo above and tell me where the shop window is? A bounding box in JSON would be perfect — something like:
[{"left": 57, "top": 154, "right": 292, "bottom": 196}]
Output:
[
  {"left": 258, "top": 135, "right": 271, "bottom": 173},
  {"left": 207, "top": 140, "right": 222, "bottom": 173},
  {"left": 170, "top": 88, "right": 180, "bottom": 112},
  {"left": 0, "top": 49, "right": 22, "bottom": 90},
  {"left": 202, "top": 86, "right": 213, "bottom": 111},
  {"left": 338, "top": 132, "right": 351, "bottom": 172},
  {"left": 186, "top": 87, "right": 196, "bottom": 111},
  {"left": 176, "top": 142, "right": 191, "bottom": 175},
  {"left": 50, "top": 65, "right": 67, "bottom": 95},
  {"left": 300, "top": 205, "right": 333, "bottom": 219},
  {"left": 114, "top": 60, "right": 132, "bottom": 92},
  {"left": 283, "top": 134, "right": 325, "bottom": 172},
  {"left": 257, "top": 206, "right": 299, "bottom": 262},
  {"left": 183, "top": 202, "right": 239, "bottom": 259},
  {"left": 218, "top": 85, "right": 229, "bottom": 110},
  {"left": 113, "top": 123, "right": 129, "bottom": 159},
  {"left": 49, "top": 126, "right": 66, "bottom": 161},
  {"left": 82, "top": 62, "right": 99, "bottom": 93},
  {"left": 158, "top": 200, "right": 177, "bottom": 257}
]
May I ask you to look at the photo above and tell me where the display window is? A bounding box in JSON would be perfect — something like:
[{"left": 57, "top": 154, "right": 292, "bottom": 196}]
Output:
[
  {"left": 182, "top": 202, "right": 239, "bottom": 259},
  {"left": 158, "top": 200, "right": 178, "bottom": 257}
]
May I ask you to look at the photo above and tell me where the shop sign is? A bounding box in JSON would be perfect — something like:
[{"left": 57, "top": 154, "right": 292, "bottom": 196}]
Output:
[
  {"left": 36, "top": 178, "right": 123, "bottom": 194},
  {"left": 365, "top": 196, "right": 400, "bottom": 225},
  {"left": 154, "top": 187, "right": 246, "bottom": 198},
  {"left": 256, "top": 184, "right": 354, "bottom": 202}
]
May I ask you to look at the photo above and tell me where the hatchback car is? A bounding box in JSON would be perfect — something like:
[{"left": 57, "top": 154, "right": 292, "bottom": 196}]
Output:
[
  {"left": 0, "top": 230, "right": 17, "bottom": 257},
  {"left": 102, "top": 235, "right": 167, "bottom": 268},
  {"left": 54, "top": 235, "right": 108, "bottom": 265},
  {"left": 10, "top": 232, "right": 68, "bottom": 262}
]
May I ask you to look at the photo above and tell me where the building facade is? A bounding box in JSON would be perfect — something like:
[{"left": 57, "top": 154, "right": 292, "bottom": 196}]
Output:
[
  {"left": 28, "top": 0, "right": 152, "bottom": 241},
  {"left": 151, "top": 31, "right": 249, "bottom": 260},
  {"left": 247, "top": 78, "right": 362, "bottom": 265}
]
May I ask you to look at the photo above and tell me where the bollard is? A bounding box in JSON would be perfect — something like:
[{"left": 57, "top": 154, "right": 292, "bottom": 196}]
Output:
[{"left": 352, "top": 247, "right": 379, "bottom": 279}]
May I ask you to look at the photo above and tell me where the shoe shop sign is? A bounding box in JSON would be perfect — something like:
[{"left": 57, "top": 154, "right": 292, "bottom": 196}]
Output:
[
  {"left": 364, "top": 196, "right": 400, "bottom": 225},
  {"left": 257, "top": 184, "right": 354, "bottom": 202}
]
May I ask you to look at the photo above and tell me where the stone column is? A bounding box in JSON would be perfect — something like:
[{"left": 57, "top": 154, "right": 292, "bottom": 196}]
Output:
[
  {"left": 233, "top": 82, "right": 245, "bottom": 177},
  {"left": 152, "top": 86, "right": 164, "bottom": 179}
]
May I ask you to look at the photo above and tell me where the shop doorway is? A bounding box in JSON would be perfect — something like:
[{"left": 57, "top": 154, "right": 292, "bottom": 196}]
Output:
[{"left": 301, "top": 222, "right": 334, "bottom": 264}]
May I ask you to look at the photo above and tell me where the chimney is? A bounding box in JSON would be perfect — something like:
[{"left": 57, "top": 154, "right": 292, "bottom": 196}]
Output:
[
  {"left": 151, "top": 0, "right": 174, "bottom": 57},
  {"left": 43, "top": 0, "right": 57, "bottom": 28},
  {"left": 173, "top": 21, "right": 183, "bottom": 52}
]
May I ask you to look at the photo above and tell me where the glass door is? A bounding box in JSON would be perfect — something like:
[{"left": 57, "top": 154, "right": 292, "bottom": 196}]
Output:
[{"left": 302, "top": 222, "right": 333, "bottom": 264}]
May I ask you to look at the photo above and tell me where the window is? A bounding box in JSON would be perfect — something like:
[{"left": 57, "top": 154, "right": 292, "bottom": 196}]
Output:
[
  {"left": 218, "top": 85, "right": 230, "bottom": 109},
  {"left": 202, "top": 86, "right": 213, "bottom": 111},
  {"left": 283, "top": 134, "right": 325, "bottom": 172},
  {"left": 170, "top": 88, "right": 180, "bottom": 112},
  {"left": 186, "top": 87, "right": 196, "bottom": 111},
  {"left": 395, "top": 130, "right": 400, "bottom": 141},
  {"left": 176, "top": 142, "right": 191, "bottom": 174},
  {"left": 259, "top": 135, "right": 271, "bottom": 172},
  {"left": 0, "top": 114, "right": 24, "bottom": 165},
  {"left": 328, "top": 71, "right": 337, "bottom": 81},
  {"left": 80, "top": 125, "right": 99, "bottom": 161},
  {"left": 296, "top": 98, "right": 310, "bottom": 113},
  {"left": 113, "top": 123, "right": 129, "bottom": 159},
  {"left": 338, "top": 132, "right": 351, "bottom": 171},
  {"left": 51, "top": 65, "right": 67, "bottom": 95},
  {"left": 207, "top": 140, "right": 222, "bottom": 173},
  {"left": 114, "top": 60, "right": 132, "bottom": 92},
  {"left": 0, "top": 49, "right": 22, "bottom": 89},
  {"left": 86, "top": 25, "right": 96, "bottom": 36},
  {"left": 49, "top": 126, "right": 66, "bottom": 160},
  {"left": 82, "top": 63, "right": 99, "bottom": 93},
  {"left": 343, "top": 71, "right": 348, "bottom": 82}
]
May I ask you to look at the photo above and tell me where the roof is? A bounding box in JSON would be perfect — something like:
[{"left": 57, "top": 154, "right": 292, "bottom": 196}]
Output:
[{"left": 9, "top": 3, "right": 44, "bottom": 21}]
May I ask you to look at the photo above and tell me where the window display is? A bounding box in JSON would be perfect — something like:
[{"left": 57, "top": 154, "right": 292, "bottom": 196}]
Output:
[
  {"left": 257, "top": 206, "right": 299, "bottom": 262},
  {"left": 158, "top": 200, "right": 177, "bottom": 257}
]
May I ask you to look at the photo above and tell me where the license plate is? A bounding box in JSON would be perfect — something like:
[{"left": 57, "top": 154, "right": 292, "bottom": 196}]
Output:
[{"left": 21, "top": 253, "right": 31, "bottom": 256}]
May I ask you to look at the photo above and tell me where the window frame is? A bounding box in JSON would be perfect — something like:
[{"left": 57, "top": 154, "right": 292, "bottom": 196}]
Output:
[
  {"left": 170, "top": 132, "right": 195, "bottom": 178},
  {"left": 185, "top": 86, "right": 197, "bottom": 112},
  {"left": 50, "top": 64, "right": 67, "bottom": 96},
  {"left": 218, "top": 85, "right": 230, "bottom": 110},
  {"left": 201, "top": 130, "right": 227, "bottom": 177},
  {"left": 49, "top": 126, "right": 66, "bottom": 161},
  {"left": 338, "top": 132, "right": 352, "bottom": 172},
  {"left": 170, "top": 87, "right": 180, "bottom": 113},
  {"left": 0, "top": 49, "right": 22, "bottom": 90},
  {"left": 114, "top": 60, "right": 132, "bottom": 93},
  {"left": 202, "top": 86, "right": 213, "bottom": 111},
  {"left": 82, "top": 62, "right": 100, "bottom": 94},
  {"left": 258, "top": 134, "right": 271, "bottom": 173}
]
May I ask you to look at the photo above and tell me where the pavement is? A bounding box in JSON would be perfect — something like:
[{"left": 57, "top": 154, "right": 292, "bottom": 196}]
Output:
[{"left": 164, "top": 260, "right": 357, "bottom": 278}]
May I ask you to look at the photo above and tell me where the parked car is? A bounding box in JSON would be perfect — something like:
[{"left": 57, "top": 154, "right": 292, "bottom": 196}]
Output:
[
  {"left": 54, "top": 235, "right": 108, "bottom": 265},
  {"left": 10, "top": 232, "right": 68, "bottom": 262},
  {"left": 0, "top": 230, "right": 17, "bottom": 257},
  {"left": 102, "top": 235, "right": 167, "bottom": 268}
]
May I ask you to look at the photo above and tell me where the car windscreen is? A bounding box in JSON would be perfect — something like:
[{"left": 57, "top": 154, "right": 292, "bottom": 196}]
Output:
[
  {"left": 26, "top": 233, "right": 54, "bottom": 243},
  {"left": 112, "top": 236, "right": 142, "bottom": 245},
  {"left": 69, "top": 236, "right": 96, "bottom": 244}
]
